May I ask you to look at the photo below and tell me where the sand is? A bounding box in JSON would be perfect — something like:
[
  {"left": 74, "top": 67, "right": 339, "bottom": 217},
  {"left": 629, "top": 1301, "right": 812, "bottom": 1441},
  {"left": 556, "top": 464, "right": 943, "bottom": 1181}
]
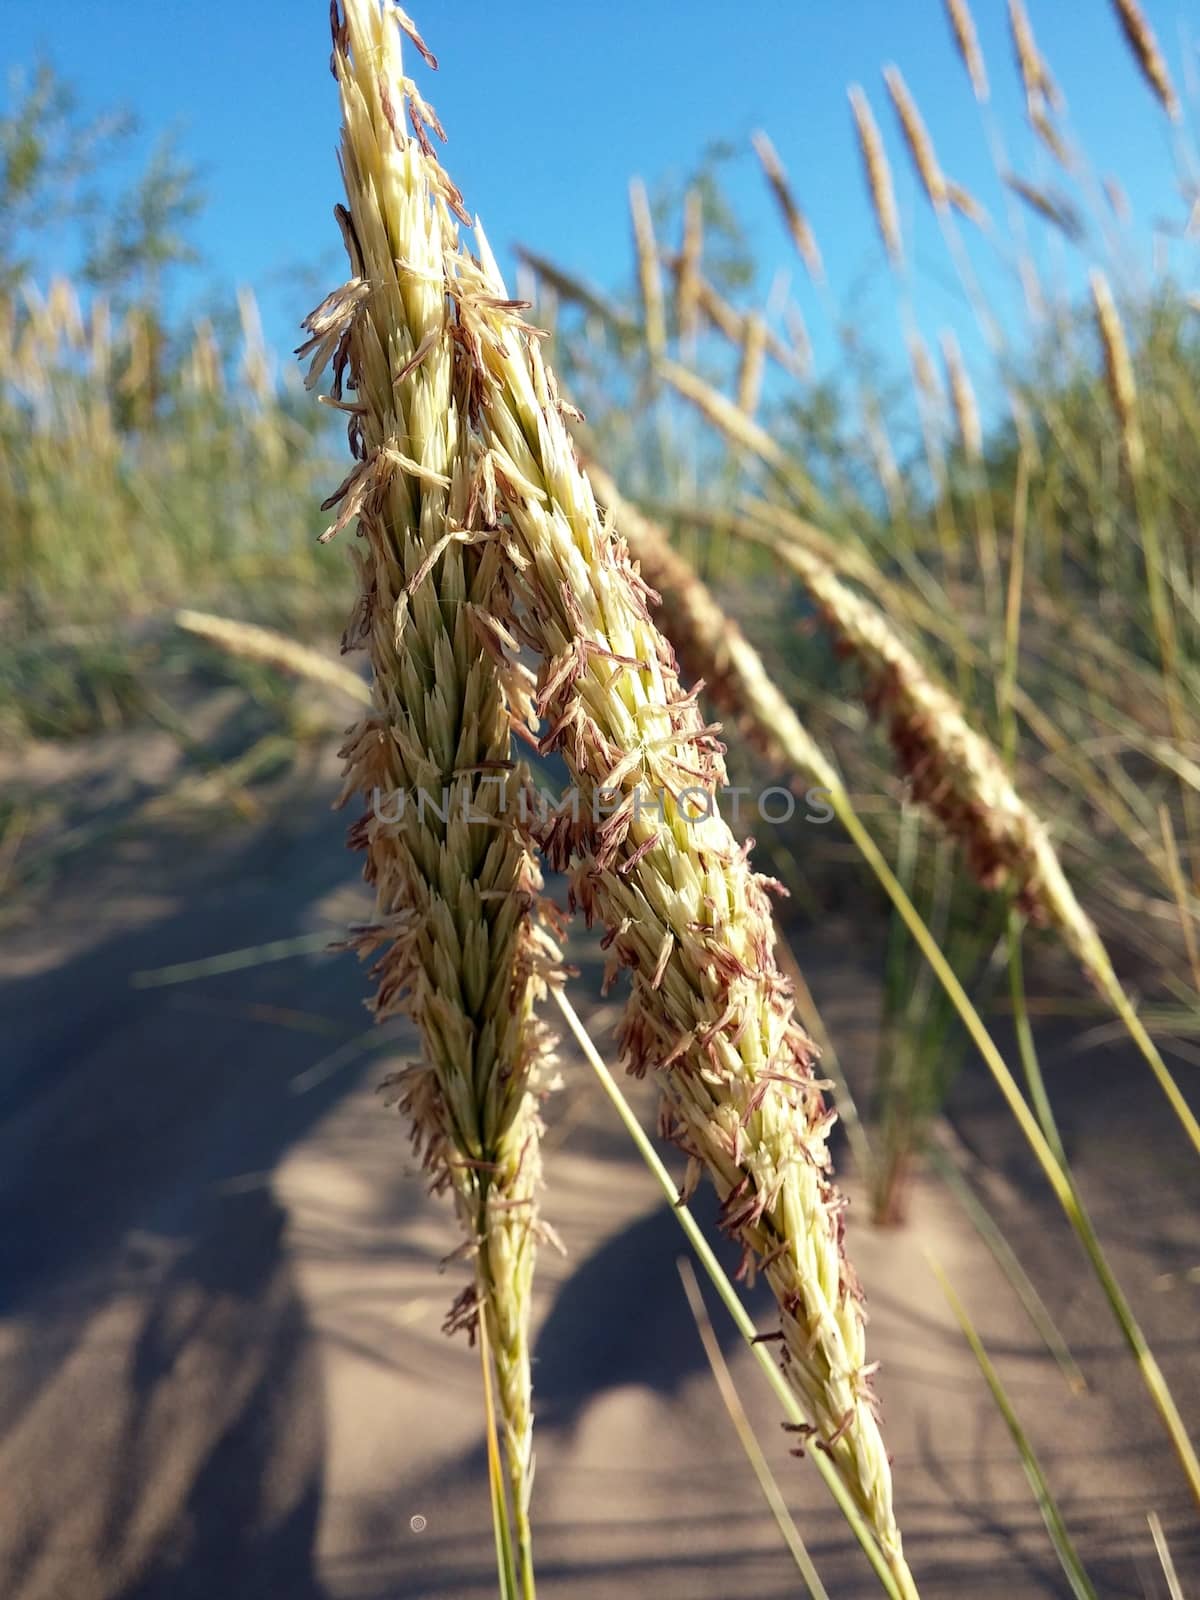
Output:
[{"left": 1, "top": 731, "right": 1197, "bottom": 1598}]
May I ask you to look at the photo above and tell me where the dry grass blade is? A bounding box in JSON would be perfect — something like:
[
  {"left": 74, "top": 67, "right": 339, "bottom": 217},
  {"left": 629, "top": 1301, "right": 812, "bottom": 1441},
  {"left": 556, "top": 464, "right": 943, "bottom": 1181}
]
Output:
[
  {"left": 1030, "top": 102, "right": 1072, "bottom": 167},
  {"left": 907, "top": 329, "right": 944, "bottom": 413},
  {"left": 677, "top": 188, "right": 703, "bottom": 352},
  {"left": 1090, "top": 268, "right": 1144, "bottom": 471},
  {"left": 786, "top": 301, "right": 814, "bottom": 376},
  {"left": 658, "top": 358, "right": 824, "bottom": 510},
  {"left": 1008, "top": 0, "right": 1064, "bottom": 114},
  {"left": 659, "top": 358, "right": 784, "bottom": 463},
  {"left": 736, "top": 311, "right": 767, "bottom": 415},
  {"left": 1158, "top": 805, "right": 1200, "bottom": 994},
  {"left": 862, "top": 390, "right": 906, "bottom": 515},
  {"left": 516, "top": 247, "right": 638, "bottom": 338},
  {"left": 674, "top": 263, "right": 744, "bottom": 343},
  {"left": 663, "top": 261, "right": 798, "bottom": 375},
  {"left": 940, "top": 332, "right": 982, "bottom": 463},
  {"left": 946, "top": 178, "right": 989, "bottom": 227},
  {"left": 1089, "top": 269, "right": 1193, "bottom": 869},
  {"left": 677, "top": 1257, "right": 831, "bottom": 1600},
  {"left": 131, "top": 933, "right": 335, "bottom": 989}
]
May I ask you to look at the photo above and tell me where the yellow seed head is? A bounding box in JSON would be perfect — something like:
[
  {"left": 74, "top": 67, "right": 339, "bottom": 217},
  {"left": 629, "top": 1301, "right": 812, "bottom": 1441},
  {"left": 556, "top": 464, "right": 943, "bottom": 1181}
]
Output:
[
  {"left": 307, "top": 1, "right": 558, "bottom": 1567},
  {"left": 752, "top": 130, "right": 825, "bottom": 284},
  {"left": 884, "top": 65, "right": 947, "bottom": 210},
  {"left": 945, "top": 0, "right": 990, "bottom": 101},
  {"left": 1111, "top": 0, "right": 1180, "bottom": 119},
  {"left": 629, "top": 176, "right": 666, "bottom": 357},
  {"left": 735, "top": 311, "right": 767, "bottom": 416},
  {"left": 850, "top": 86, "right": 903, "bottom": 268},
  {"left": 1008, "top": 0, "right": 1064, "bottom": 114},
  {"left": 1090, "top": 267, "right": 1144, "bottom": 472},
  {"left": 941, "top": 330, "right": 982, "bottom": 462}
]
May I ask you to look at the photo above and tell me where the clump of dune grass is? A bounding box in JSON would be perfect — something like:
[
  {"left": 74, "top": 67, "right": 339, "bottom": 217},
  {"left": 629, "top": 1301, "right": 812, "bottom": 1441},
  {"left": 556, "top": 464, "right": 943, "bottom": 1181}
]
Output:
[
  {"left": 304, "top": 4, "right": 560, "bottom": 1586},
  {"left": 514, "top": 0, "right": 1200, "bottom": 1527},
  {"left": 0, "top": 278, "right": 338, "bottom": 645}
]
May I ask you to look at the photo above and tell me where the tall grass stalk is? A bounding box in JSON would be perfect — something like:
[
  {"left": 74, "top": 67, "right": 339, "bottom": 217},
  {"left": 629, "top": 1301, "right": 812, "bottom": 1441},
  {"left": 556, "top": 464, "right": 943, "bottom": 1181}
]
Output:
[
  {"left": 308, "top": 5, "right": 561, "bottom": 1584},
  {"left": 452, "top": 222, "right": 911, "bottom": 1581},
  {"left": 480, "top": 1316, "right": 521, "bottom": 1600},
  {"left": 589, "top": 481, "right": 1081, "bottom": 1365}
]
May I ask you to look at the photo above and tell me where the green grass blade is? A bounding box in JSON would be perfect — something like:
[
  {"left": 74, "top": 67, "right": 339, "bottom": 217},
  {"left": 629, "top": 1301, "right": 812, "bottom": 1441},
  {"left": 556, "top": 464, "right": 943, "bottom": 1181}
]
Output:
[
  {"left": 130, "top": 932, "right": 335, "bottom": 987},
  {"left": 926, "top": 1253, "right": 1098, "bottom": 1600},
  {"left": 926, "top": 1137, "right": 1086, "bottom": 1394},
  {"left": 552, "top": 986, "right": 918, "bottom": 1600},
  {"left": 479, "top": 1316, "right": 521, "bottom": 1600},
  {"left": 676, "top": 1257, "right": 831, "bottom": 1600}
]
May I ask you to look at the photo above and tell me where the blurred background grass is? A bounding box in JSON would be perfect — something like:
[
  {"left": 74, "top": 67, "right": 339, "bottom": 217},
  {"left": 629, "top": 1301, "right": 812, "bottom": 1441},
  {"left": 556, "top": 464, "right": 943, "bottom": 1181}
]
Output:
[{"left": 4, "top": 9, "right": 1197, "bottom": 1218}]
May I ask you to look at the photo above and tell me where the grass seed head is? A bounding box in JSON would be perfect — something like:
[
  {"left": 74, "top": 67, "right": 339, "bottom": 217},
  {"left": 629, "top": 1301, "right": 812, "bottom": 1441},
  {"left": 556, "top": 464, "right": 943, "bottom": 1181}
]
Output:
[
  {"left": 1090, "top": 267, "right": 1145, "bottom": 472},
  {"left": 851, "top": 86, "right": 908, "bottom": 268},
  {"left": 309, "top": 0, "right": 558, "bottom": 1558},
  {"left": 849, "top": 86, "right": 904, "bottom": 268},
  {"left": 629, "top": 176, "right": 667, "bottom": 358},
  {"left": 1008, "top": 0, "right": 1064, "bottom": 115},
  {"left": 752, "top": 130, "right": 825, "bottom": 284},
  {"left": 884, "top": 66, "right": 947, "bottom": 210},
  {"left": 1111, "top": 0, "right": 1180, "bottom": 119},
  {"left": 941, "top": 330, "right": 982, "bottom": 462},
  {"left": 944, "top": 0, "right": 990, "bottom": 101},
  {"left": 440, "top": 213, "right": 911, "bottom": 1584}
]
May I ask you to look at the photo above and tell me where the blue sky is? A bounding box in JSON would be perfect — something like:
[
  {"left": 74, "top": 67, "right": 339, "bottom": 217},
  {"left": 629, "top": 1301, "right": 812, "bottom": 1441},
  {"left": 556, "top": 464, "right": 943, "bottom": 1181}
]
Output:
[{"left": 4, "top": 0, "right": 1195, "bottom": 387}]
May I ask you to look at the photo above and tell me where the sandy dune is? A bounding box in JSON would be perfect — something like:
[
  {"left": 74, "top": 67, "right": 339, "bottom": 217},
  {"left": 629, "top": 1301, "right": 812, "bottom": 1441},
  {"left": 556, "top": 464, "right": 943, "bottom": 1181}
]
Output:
[{"left": 1, "top": 747, "right": 1197, "bottom": 1598}]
